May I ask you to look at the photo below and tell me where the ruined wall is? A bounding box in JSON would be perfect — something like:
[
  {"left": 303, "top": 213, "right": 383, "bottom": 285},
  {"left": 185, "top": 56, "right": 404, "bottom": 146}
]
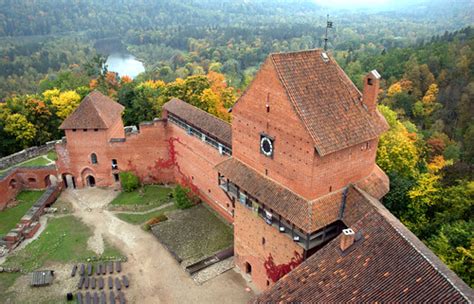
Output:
[
  {"left": 234, "top": 203, "right": 304, "bottom": 291},
  {"left": 0, "top": 166, "right": 58, "bottom": 210}
]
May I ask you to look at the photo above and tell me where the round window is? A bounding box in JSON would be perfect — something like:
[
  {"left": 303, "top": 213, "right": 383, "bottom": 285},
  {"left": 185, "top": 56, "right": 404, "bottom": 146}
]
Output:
[{"left": 260, "top": 136, "right": 274, "bottom": 157}]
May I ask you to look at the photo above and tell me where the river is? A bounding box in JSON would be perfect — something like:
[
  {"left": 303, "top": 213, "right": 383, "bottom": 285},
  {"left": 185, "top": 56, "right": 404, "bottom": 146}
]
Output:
[{"left": 106, "top": 52, "right": 145, "bottom": 79}]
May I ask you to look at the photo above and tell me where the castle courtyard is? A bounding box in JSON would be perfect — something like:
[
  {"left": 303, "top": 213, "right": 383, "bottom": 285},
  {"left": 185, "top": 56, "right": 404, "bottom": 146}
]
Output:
[{"left": 2, "top": 187, "right": 254, "bottom": 304}]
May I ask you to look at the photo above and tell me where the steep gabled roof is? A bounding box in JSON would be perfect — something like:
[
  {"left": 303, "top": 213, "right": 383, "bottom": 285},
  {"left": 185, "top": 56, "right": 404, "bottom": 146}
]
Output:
[
  {"left": 59, "top": 91, "right": 124, "bottom": 130},
  {"left": 163, "top": 98, "right": 232, "bottom": 147},
  {"left": 270, "top": 49, "right": 388, "bottom": 156},
  {"left": 254, "top": 186, "right": 474, "bottom": 303}
]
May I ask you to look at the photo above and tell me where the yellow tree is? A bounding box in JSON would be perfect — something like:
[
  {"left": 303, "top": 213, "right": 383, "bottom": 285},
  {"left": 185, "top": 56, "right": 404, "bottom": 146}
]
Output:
[
  {"left": 413, "top": 83, "right": 442, "bottom": 127},
  {"left": 377, "top": 105, "right": 420, "bottom": 178},
  {"left": 4, "top": 113, "right": 37, "bottom": 148},
  {"left": 43, "top": 89, "right": 81, "bottom": 120}
]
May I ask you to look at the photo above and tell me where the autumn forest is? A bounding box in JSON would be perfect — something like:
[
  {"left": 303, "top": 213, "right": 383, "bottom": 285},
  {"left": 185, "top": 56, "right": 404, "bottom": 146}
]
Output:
[{"left": 0, "top": 0, "right": 472, "bottom": 286}]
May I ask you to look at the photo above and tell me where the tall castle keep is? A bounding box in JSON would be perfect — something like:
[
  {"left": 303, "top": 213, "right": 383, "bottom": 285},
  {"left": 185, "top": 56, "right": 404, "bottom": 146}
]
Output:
[{"left": 56, "top": 50, "right": 473, "bottom": 301}]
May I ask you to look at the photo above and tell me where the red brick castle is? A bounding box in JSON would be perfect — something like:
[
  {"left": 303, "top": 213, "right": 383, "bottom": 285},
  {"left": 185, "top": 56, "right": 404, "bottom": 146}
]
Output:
[{"left": 56, "top": 50, "right": 473, "bottom": 302}]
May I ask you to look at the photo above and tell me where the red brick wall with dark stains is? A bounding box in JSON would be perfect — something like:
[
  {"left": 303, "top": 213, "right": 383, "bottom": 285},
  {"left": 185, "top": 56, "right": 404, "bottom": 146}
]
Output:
[
  {"left": 0, "top": 167, "right": 58, "bottom": 210},
  {"left": 234, "top": 203, "right": 304, "bottom": 290}
]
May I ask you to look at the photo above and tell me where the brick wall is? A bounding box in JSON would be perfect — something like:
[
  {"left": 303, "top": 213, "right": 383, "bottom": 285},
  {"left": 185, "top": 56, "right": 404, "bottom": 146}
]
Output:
[
  {"left": 56, "top": 117, "right": 233, "bottom": 220},
  {"left": 0, "top": 166, "right": 58, "bottom": 210},
  {"left": 234, "top": 203, "right": 304, "bottom": 291}
]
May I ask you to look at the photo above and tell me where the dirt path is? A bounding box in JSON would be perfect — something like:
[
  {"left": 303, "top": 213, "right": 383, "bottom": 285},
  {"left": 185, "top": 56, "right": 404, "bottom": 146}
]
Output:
[
  {"left": 62, "top": 188, "right": 254, "bottom": 304},
  {"left": 111, "top": 202, "right": 174, "bottom": 214}
]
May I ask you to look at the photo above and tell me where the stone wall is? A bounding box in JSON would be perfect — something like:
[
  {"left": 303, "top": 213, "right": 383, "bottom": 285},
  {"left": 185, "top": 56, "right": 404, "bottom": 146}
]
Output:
[{"left": 0, "top": 141, "right": 56, "bottom": 170}]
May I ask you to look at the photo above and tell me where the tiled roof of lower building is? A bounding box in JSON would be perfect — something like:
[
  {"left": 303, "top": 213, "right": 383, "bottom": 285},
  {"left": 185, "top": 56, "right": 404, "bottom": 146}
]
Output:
[
  {"left": 216, "top": 158, "right": 390, "bottom": 234},
  {"left": 253, "top": 186, "right": 474, "bottom": 303},
  {"left": 216, "top": 157, "right": 346, "bottom": 233},
  {"left": 60, "top": 91, "right": 124, "bottom": 130},
  {"left": 163, "top": 98, "right": 232, "bottom": 147}
]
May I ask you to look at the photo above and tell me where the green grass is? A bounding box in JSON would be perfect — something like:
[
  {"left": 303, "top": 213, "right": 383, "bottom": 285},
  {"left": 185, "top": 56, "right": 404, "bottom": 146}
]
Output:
[
  {"left": 20, "top": 156, "right": 51, "bottom": 167},
  {"left": 151, "top": 204, "right": 233, "bottom": 263},
  {"left": 0, "top": 150, "right": 57, "bottom": 176},
  {"left": 3, "top": 215, "right": 123, "bottom": 272},
  {"left": 110, "top": 185, "right": 174, "bottom": 211},
  {"left": 116, "top": 205, "right": 177, "bottom": 225},
  {"left": 47, "top": 150, "right": 57, "bottom": 161},
  {"left": 0, "top": 272, "right": 21, "bottom": 296},
  {"left": 0, "top": 190, "right": 44, "bottom": 235}
]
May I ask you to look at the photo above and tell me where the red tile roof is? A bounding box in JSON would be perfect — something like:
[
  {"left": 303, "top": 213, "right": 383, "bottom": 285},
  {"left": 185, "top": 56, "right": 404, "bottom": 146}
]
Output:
[
  {"left": 270, "top": 49, "right": 388, "bottom": 156},
  {"left": 254, "top": 186, "right": 474, "bottom": 303},
  {"left": 59, "top": 91, "right": 124, "bottom": 130},
  {"left": 215, "top": 157, "right": 344, "bottom": 233},
  {"left": 163, "top": 98, "right": 232, "bottom": 147}
]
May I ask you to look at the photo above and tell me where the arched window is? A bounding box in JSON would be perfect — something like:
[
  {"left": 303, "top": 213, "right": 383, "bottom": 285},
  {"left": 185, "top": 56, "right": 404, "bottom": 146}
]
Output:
[{"left": 91, "top": 153, "right": 98, "bottom": 164}]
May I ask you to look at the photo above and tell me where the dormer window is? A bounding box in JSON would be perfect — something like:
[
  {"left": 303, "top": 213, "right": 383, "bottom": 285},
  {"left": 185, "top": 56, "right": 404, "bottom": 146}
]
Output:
[{"left": 91, "top": 153, "right": 98, "bottom": 164}]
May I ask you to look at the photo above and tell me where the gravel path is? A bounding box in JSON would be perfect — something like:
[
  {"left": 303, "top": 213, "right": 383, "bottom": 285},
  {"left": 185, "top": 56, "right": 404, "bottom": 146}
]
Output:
[
  {"left": 111, "top": 202, "right": 174, "bottom": 214},
  {"left": 62, "top": 188, "right": 254, "bottom": 304}
]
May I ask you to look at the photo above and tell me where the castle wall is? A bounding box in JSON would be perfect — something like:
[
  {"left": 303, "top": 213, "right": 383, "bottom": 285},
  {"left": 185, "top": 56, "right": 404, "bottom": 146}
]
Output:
[
  {"left": 234, "top": 203, "right": 304, "bottom": 290},
  {"left": 168, "top": 123, "right": 233, "bottom": 221},
  {"left": 56, "top": 118, "right": 233, "bottom": 221},
  {"left": 0, "top": 166, "right": 58, "bottom": 210}
]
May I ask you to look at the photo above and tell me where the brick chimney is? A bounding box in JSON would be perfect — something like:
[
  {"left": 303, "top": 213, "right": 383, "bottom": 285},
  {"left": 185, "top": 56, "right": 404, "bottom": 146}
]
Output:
[
  {"left": 340, "top": 228, "right": 355, "bottom": 251},
  {"left": 362, "top": 70, "right": 381, "bottom": 113}
]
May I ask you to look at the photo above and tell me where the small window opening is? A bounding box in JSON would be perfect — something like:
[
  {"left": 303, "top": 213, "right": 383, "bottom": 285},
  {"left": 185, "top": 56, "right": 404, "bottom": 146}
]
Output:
[
  {"left": 83, "top": 129, "right": 87, "bottom": 132},
  {"left": 266, "top": 280, "right": 270, "bottom": 286},
  {"left": 113, "top": 173, "right": 120, "bottom": 182},
  {"left": 72, "top": 129, "right": 77, "bottom": 132},
  {"left": 262, "top": 237, "right": 266, "bottom": 245},
  {"left": 91, "top": 153, "right": 98, "bottom": 164},
  {"left": 94, "top": 128, "right": 98, "bottom": 132},
  {"left": 367, "top": 78, "right": 373, "bottom": 85},
  {"left": 245, "top": 262, "right": 252, "bottom": 274},
  {"left": 112, "top": 159, "right": 118, "bottom": 169},
  {"left": 208, "top": 189, "right": 211, "bottom": 193},
  {"left": 265, "top": 169, "right": 268, "bottom": 176},
  {"left": 266, "top": 104, "right": 270, "bottom": 113},
  {"left": 28, "top": 177, "right": 37, "bottom": 183},
  {"left": 329, "top": 186, "right": 332, "bottom": 192}
]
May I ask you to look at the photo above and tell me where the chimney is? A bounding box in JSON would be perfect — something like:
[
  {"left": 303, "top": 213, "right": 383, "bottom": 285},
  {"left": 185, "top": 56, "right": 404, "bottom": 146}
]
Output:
[
  {"left": 340, "top": 228, "right": 355, "bottom": 251},
  {"left": 362, "top": 70, "right": 381, "bottom": 113}
]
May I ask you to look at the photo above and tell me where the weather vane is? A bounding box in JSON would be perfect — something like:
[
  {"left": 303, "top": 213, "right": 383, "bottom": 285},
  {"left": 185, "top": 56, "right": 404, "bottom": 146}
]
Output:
[{"left": 324, "top": 14, "right": 333, "bottom": 51}]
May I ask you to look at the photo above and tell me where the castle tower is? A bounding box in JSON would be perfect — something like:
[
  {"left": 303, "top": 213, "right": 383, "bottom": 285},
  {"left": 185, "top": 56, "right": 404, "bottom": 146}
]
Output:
[
  {"left": 57, "top": 91, "right": 125, "bottom": 188},
  {"left": 216, "top": 49, "right": 389, "bottom": 290}
]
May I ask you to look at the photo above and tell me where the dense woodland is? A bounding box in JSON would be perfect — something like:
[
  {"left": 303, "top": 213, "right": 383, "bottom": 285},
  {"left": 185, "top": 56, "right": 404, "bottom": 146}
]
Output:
[{"left": 0, "top": 0, "right": 472, "bottom": 287}]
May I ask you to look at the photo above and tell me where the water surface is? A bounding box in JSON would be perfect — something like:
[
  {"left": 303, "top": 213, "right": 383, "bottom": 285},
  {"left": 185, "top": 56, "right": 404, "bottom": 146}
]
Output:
[{"left": 106, "top": 53, "right": 145, "bottom": 79}]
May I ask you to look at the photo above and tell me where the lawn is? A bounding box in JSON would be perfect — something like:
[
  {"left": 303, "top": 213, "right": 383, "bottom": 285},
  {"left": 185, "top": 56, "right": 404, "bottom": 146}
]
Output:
[
  {"left": 0, "top": 151, "right": 57, "bottom": 175},
  {"left": 116, "top": 205, "right": 177, "bottom": 225},
  {"left": 0, "top": 190, "right": 45, "bottom": 235},
  {"left": 151, "top": 204, "right": 233, "bottom": 264},
  {"left": 3, "top": 215, "right": 124, "bottom": 272},
  {"left": 110, "top": 185, "right": 174, "bottom": 211}
]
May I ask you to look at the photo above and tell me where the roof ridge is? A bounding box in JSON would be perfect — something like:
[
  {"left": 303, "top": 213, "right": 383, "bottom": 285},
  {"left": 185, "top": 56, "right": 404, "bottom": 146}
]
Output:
[
  {"left": 270, "top": 48, "right": 323, "bottom": 57},
  {"left": 167, "top": 98, "right": 231, "bottom": 126},
  {"left": 270, "top": 55, "right": 323, "bottom": 155},
  {"left": 87, "top": 95, "right": 106, "bottom": 126},
  {"left": 353, "top": 185, "right": 473, "bottom": 302}
]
